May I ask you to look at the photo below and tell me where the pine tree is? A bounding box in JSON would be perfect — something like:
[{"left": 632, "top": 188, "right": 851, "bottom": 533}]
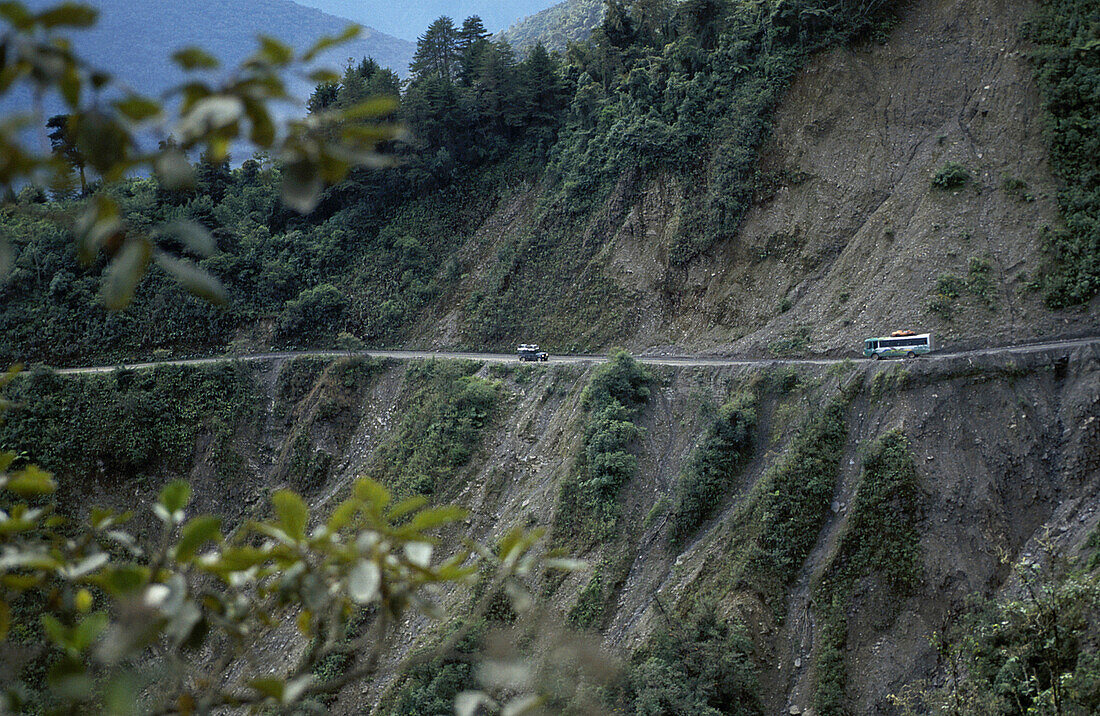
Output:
[
  {"left": 457, "top": 16, "right": 492, "bottom": 86},
  {"left": 410, "top": 17, "right": 459, "bottom": 83},
  {"left": 45, "top": 114, "right": 87, "bottom": 195}
]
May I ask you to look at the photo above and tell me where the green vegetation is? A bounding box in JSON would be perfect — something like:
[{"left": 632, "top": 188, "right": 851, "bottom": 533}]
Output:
[
  {"left": 502, "top": 0, "right": 604, "bottom": 52},
  {"left": 1002, "top": 175, "right": 1035, "bottom": 202},
  {"left": 931, "top": 161, "right": 971, "bottom": 190},
  {"left": 0, "top": 364, "right": 260, "bottom": 485},
  {"left": 372, "top": 360, "right": 501, "bottom": 496},
  {"left": 895, "top": 553, "right": 1100, "bottom": 715},
  {"left": 751, "top": 399, "right": 848, "bottom": 587},
  {"left": 622, "top": 602, "right": 762, "bottom": 715},
  {"left": 812, "top": 430, "right": 923, "bottom": 715},
  {"left": 669, "top": 394, "right": 757, "bottom": 545},
  {"left": 768, "top": 327, "right": 811, "bottom": 357},
  {"left": 929, "top": 256, "right": 996, "bottom": 318},
  {"left": 1023, "top": 0, "right": 1100, "bottom": 307},
  {"left": 869, "top": 367, "right": 910, "bottom": 402},
  {"left": 1, "top": 0, "right": 908, "bottom": 364},
  {"left": 715, "top": 398, "right": 850, "bottom": 613},
  {"left": 554, "top": 351, "right": 652, "bottom": 542},
  {"left": 568, "top": 569, "right": 608, "bottom": 629}
]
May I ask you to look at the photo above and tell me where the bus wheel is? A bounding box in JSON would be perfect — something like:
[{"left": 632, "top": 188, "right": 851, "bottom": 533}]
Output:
[
  {"left": 871, "top": 353, "right": 881, "bottom": 360},
  {"left": 906, "top": 351, "right": 917, "bottom": 359}
]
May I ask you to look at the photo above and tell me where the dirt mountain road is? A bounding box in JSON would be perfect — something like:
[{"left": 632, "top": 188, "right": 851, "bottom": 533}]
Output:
[{"left": 50, "top": 336, "right": 1100, "bottom": 375}]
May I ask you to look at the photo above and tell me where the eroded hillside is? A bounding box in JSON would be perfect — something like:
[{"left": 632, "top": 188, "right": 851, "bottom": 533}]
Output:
[
  {"left": 6, "top": 341, "right": 1098, "bottom": 713},
  {"left": 425, "top": 0, "right": 1099, "bottom": 356}
]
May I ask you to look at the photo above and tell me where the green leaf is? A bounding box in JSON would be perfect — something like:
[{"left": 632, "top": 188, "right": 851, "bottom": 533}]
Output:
[
  {"left": 301, "top": 25, "right": 360, "bottom": 62},
  {"left": 249, "top": 677, "right": 285, "bottom": 701},
  {"left": 113, "top": 95, "right": 161, "bottom": 122},
  {"left": 242, "top": 98, "right": 275, "bottom": 148},
  {"left": 158, "top": 221, "right": 215, "bottom": 257},
  {"left": 0, "top": 451, "right": 16, "bottom": 472},
  {"left": 42, "top": 614, "right": 67, "bottom": 648},
  {"left": 158, "top": 480, "right": 192, "bottom": 514},
  {"left": 272, "top": 490, "right": 308, "bottom": 541},
  {"left": 307, "top": 69, "right": 340, "bottom": 85},
  {"left": 0, "top": 601, "right": 8, "bottom": 641},
  {"left": 36, "top": 2, "right": 97, "bottom": 28},
  {"left": 92, "top": 564, "right": 149, "bottom": 595},
  {"left": 280, "top": 158, "right": 322, "bottom": 214},
  {"left": 353, "top": 478, "right": 390, "bottom": 512},
  {"left": 71, "top": 612, "right": 108, "bottom": 651},
  {"left": 171, "top": 47, "right": 219, "bottom": 71},
  {"left": 341, "top": 97, "right": 399, "bottom": 121},
  {"left": 406, "top": 506, "right": 467, "bottom": 534},
  {"left": 387, "top": 496, "right": 428, "bottom": 522},
  {"left": 154, "top": 253, "right": 227, "bottom": 306},
  {"left": 176, "top": 95, "right": 244, "bottom": 142},
  {"left": 175, "top": 516, "right": 223, "bottom": 562},
  {"left": 6, "top": 465, "right": 56, "bottom": 497},
  {"left": 257, "top": 36, "right": 293, "bottom": 65},
  {"left": 0, "top": 2, "right": 34, "bottom": 30},
  {"left": 101, "top": 238, "right": 151, "bottom": 311},
  {"left": 60, "top": 65, "right": 81, "bottom": 109}
]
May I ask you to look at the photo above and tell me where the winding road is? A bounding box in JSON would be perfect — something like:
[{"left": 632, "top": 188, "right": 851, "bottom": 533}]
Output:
[{"left": 51, "top": 336, "right": 1100, "bottom": 375}]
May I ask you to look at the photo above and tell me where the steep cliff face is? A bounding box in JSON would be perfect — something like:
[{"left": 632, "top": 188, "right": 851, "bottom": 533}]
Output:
[
  {"left": 14, "top": 341, "right": 1096, "bottom": 713},
  {"left": 411, "top": 0, "right": 1099, "bottom": 356}
]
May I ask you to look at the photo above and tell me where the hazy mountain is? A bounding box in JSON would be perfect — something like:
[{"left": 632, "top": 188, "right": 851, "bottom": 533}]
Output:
[
  {"left": 19, "top": 0, "right": 415, "bottom": 105},
  {"left": 290, "top": 0, "right": 561, "bottom": 41},
  {"left": 500, "top": 0, "right": 603, "bottom": 52}
]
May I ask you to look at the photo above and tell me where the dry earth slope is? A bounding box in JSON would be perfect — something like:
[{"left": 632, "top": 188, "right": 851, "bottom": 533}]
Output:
[{"left": 420, "top": 0, "right": 1099, "bottom": 356}]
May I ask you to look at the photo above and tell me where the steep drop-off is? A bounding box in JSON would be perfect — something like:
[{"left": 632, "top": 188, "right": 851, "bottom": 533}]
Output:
[{"left": 6, "top": 341, "right": 1098, "bottom": 712}]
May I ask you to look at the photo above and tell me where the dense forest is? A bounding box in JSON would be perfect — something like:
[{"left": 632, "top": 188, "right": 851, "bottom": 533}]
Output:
[{"left": 2, "top": 0, "right": 1096, "bottom": 367}]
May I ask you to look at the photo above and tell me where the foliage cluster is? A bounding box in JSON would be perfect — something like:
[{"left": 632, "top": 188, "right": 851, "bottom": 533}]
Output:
[
  {"left": 502, "top": 0, "right": 605, "bottom": 52},
  {"left": 547, "top": 0, "right": 905, "bottom": 265},
  {"left": 622, "top": 602, "right": 762, "bottom": 716},
  {"left": 2, "top": 0, "right": 911, "bottom": 364},
  {"left": 894, "top": 554, "right": 1100, "bottom": 716},
  {"left": 372, "top": 360, "right": 501, "bottom": 497},
  {"left": 0, "top": 364, "right": 260, "bottom": 486},
  {"left": 0, "top": 421, "right": 565, "bottom": 716},
  {"left": 555, "top": 351, "right": 652, "bottom": 541},
  {"left": 1023, "top": 0, "right": 1100, "bottom": 308},
  {"left": 928, "top": 255, "right": 996, "bottom": 319},
  {"left": 668, "top": 393, "right": 757, "bottom": 545},
  {"left": 812, "top": 430, "right": 923, "bottom": 715},
  {"left": 930, "top": 161, "right": 971, "bottom": 190},
  {"left": 751, "top": 398, "right": 848, "bottom": 587}
]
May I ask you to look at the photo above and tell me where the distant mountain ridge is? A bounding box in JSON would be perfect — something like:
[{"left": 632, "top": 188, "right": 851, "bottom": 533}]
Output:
[
  {"left": 500, "top": 0, "right": 603, "bottom": 53},
  {"left": 289, "top": 1, "right": 560, "bottom": 41},
  {"left": 18, "top": 0, "right": 415, "bottom": 104}
]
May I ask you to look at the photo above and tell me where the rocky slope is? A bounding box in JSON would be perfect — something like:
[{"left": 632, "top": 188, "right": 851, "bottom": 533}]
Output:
[
  {"left": 10, "top": 339, "right": 1097, "bottom": 713},
  {"left": 421, "top": 0, "right": 1099, "bottom": 356}
]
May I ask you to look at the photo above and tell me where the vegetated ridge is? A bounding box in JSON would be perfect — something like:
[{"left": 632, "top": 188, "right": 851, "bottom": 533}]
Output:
[
  {"left": 292, "top": 0, "right": 562, "bottom": 40},
  {"left": 500, "top": 0, "right": 604, "bottom": 52}
]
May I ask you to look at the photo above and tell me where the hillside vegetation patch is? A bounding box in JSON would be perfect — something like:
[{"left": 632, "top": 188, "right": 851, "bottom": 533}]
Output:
[
  {"left": 812, "top": 430, "right": 923, "bottom": 715},
  {"left": 0, "top": 364, "right": 261, "bottom": 486},
  {"left": 1024, "top": 0, "right": 1100, "bottom": 307},
  {"left": 554, "top": 351, "right": 652, "bottom": 545},
  {"left": 669, "top": 393, "right": 758, "bottom": 546},
  {"left": 372, "top": 360, "right": 501, "bottom": 497}
]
